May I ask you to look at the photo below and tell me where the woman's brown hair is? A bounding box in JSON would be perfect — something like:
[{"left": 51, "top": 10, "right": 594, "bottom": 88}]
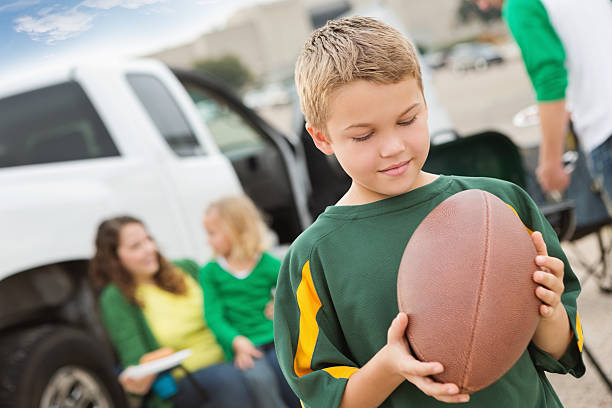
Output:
[{"left": 89, "top": 215, "right": 186, "bottom": 304}]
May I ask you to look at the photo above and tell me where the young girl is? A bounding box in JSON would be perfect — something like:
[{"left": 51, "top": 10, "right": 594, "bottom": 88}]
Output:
[{"left": 199, "top": 195, "right": 299, "bottom": 408}]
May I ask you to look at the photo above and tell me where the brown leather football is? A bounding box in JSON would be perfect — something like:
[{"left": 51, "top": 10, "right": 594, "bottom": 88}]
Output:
[{"left": 397, "top": 189, "right": 541, "bottom": 393}]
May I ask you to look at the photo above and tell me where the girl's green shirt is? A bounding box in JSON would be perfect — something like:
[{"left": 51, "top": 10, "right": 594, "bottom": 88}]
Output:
[{"left": 199, "top": 252, "right": 280, "bottom": 360}]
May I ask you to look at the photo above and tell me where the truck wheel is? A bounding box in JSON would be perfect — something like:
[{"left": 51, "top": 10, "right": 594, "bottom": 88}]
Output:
[{"left": 0, "top": 325, "right": 127, "bottom": 408}]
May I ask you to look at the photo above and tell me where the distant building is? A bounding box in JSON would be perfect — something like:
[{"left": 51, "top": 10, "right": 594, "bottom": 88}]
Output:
[
  {"left": 148, "top": 0, "right": 506, "bottom": 82},
  {"left": 150, "top": 0, "right": 312, "bottom": 82}
]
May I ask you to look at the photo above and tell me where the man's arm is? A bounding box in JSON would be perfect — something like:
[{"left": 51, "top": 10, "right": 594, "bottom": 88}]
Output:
[
  {"left": 536, "top": 100, "right": 570, "bottom": 193},
  {"left": 503, "top": 0, "right": 570, "bottom": 192}
]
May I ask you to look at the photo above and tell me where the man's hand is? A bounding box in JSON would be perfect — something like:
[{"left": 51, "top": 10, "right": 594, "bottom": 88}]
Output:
[
  {"left": 385, "top": 313, "right": 470, "bottom": 404},
  {"left": 536, "top": 159, "right": 570, "bottom": 193},
  {"left": 232, "top": 335, "right": 262, "bottom": 370}
]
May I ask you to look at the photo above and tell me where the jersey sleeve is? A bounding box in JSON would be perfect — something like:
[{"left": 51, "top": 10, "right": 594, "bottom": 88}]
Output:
[
  {"left": 503, "top": 0, "right": 568, "bottom": 102},
  {"left": 274, "top": 245, "right": 359, "bottom": 408},
  {"left": 507, "top": 183, "right": 586, "bottom": 377}
]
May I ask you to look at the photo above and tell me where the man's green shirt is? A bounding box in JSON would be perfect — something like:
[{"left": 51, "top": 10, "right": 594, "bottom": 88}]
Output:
[{"left": 274, "top": 175, "right": 585, "bottom": 407}]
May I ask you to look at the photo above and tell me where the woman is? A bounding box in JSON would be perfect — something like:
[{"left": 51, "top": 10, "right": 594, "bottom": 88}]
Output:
[{"left": 90, "top": 215, "right": 254, "bottom": 408}]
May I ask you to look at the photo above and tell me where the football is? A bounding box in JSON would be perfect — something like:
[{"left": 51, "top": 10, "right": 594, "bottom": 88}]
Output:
[{"left": 397, "top": 189, "right": 541, "bottom": 393}]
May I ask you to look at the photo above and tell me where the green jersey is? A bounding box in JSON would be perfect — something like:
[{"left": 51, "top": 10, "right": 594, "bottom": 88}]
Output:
[
  {"left": 274, "top": 175, "right": 585, "bottom": 407},
  {"left": 200, "top": 252, "right": 279, "bottom": 360}
]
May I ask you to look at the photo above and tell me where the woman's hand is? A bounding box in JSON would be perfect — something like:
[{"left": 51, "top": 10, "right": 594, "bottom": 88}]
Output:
[
  {"left": 119, "top": 347, "right": 175, "bottom": 395},
  {"left": 118, "top": 371, "right": 157, "bottom": 395},
  {"left": 232, "top": 335, "right": 262, "bottom": 370}
]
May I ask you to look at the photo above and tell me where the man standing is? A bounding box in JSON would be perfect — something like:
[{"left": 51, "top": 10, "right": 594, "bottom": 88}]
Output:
[{"left": 477, "top": 0, "right": 612, "bottom": 289}]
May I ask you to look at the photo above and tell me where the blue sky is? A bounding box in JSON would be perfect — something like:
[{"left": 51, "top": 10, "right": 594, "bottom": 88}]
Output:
[{"left": 0, "top": 0, "right": 264, "bottom": 77}]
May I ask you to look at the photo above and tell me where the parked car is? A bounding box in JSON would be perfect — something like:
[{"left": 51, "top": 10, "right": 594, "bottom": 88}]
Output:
[
  {"left": 423, "top": 50, "right": 448, "bottom": 70},
  {"left": 446, "top": 42, "right": 504, "bottom": 73},
  {"left": 0, "top": 58, "right": 317, "bottom": 408},
  {"left": 243, "top": 82, "right": 292, "bottom": 109}
]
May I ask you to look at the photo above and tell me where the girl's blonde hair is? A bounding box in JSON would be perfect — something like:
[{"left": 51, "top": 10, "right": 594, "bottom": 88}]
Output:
[{"left": 206, "top": 195, "right": 270, "bottom": 262}]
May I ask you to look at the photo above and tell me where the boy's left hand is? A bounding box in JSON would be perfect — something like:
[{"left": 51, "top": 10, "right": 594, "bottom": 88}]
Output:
[{"left": 531, "top": 231, "right": 565, "bottom": 320}]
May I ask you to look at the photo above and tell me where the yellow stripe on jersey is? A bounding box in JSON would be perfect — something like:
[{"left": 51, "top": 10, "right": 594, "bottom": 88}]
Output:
[
  {"left": 576, "top": 312, "right": 584, "bottom": 352},
  {"left": 294, "top": 262, "right": 359, "bottom": 381},
  {"left": 323, "top": 366, "right": 359, "bottom": 379},
  {"left": 294, "top": 261, "right": 322, "bottom": 377},
  {"left": 507, "top": 203, "right": 534, "bottom": 234}
]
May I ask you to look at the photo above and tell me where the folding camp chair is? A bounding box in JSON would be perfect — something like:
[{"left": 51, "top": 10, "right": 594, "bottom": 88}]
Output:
[{"left": 424, "top": 130, "right": 577, "bottom": 240}]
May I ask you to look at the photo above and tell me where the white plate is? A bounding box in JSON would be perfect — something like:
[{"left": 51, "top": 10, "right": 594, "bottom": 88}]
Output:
[{"left": 122, "top": 349, "right": 192, "bottom": 379}]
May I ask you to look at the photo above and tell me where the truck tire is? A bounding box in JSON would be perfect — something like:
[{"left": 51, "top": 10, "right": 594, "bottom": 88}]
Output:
[{"left": 0, "top": 325, "right": 127, "bottom": 408}]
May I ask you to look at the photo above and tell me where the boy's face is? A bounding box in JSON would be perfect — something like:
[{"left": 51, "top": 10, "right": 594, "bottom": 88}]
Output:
[{"left": 308, "top": 77, "right": 430, "bottom": 204}]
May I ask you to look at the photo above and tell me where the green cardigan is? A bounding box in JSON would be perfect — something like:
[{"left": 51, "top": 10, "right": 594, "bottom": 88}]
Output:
[{"left": 99, "top": 259, "right": 200, "bottom": 408}]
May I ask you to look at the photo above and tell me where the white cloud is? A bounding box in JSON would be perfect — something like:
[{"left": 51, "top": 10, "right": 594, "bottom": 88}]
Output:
[
  {"left": 14, "top": 10, "right": 95, "bottom": 44},
  {"left": 13, "top": 0, "right": 169, "bottom": 44},
  {"left": 38, "top": 6, "right": 56, "bottom": 16},
  {"left": 0, "top": 0, "right": 40, "bottom": 14},
  {"left": 196, "top": 0, "right": 220, "bottom": 4},
  {"left": 80, "top": 0, "right": 167, "bottom": 10},
  {"left": 145, "top": 5, "right": 175, "bottom": 15}
]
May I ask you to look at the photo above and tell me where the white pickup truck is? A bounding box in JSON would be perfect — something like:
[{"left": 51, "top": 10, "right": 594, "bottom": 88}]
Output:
[{"left": 0, "top": 50, "right": 456, "bottom": 405}]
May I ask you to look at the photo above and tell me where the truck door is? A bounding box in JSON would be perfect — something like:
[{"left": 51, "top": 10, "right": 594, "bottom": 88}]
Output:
[
  {"left": 124, "top": 72, "right": 245, "bottom": 261},
  {"left": 172, "top": 70, "right": 312, "bottom": 244}
]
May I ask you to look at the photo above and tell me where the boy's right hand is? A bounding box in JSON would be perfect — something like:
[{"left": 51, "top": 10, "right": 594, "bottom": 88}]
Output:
[
  {"left": 386, "top": 313, "right": 470, "bottom": 404},
  {"left": 232, "top": 335, "right": 263, "bottom": 371}
]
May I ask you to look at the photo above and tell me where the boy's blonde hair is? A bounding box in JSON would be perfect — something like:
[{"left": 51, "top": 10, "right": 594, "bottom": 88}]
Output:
[
  {"left": 295, "top": 16, "right": 423, "bottom": 136},
  {"left": 206, "top": 195, "right": 270, "bottom": 262}
]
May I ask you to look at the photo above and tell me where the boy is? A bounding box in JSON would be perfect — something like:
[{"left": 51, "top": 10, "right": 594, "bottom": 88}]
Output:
[{"left": 274, "top": 16, "right": 585, "bottom": 407}]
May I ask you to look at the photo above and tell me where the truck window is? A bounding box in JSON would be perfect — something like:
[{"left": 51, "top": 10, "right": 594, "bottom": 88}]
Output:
[
  {"left": 0, "top": 82, "right": 119, "bottom": 168},
  {"left": 126, "top": 74, "right": 205, "bottom": 157},
  {"left": 183, "top": 84, "right": 266, "bottom": 156}
]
